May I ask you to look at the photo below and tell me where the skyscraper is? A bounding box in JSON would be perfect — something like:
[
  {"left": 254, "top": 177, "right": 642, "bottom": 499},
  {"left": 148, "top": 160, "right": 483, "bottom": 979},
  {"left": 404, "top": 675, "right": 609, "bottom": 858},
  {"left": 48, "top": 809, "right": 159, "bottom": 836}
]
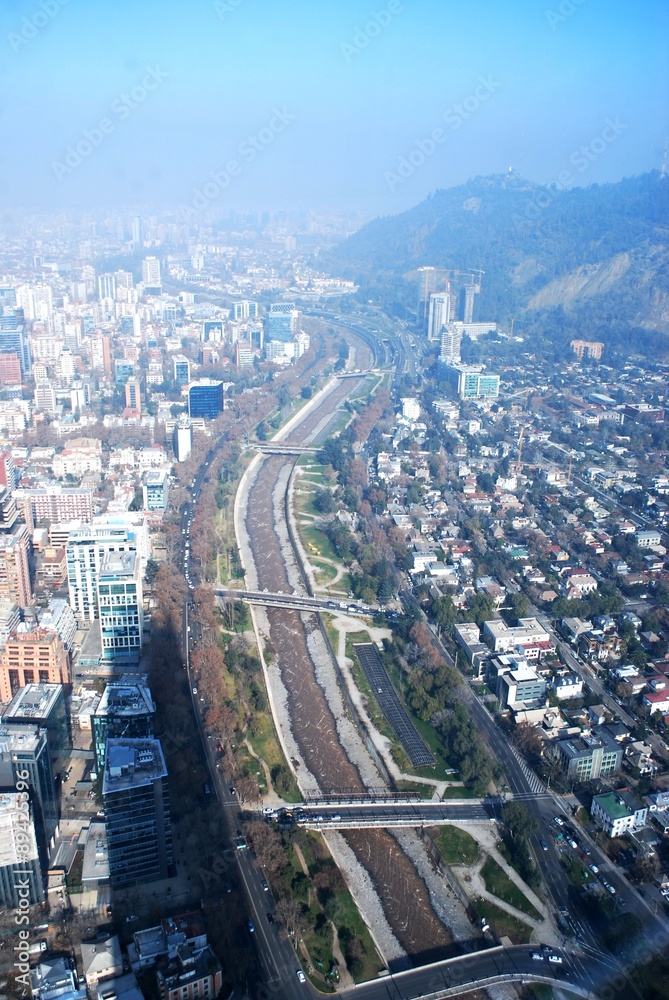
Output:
[
  {"left": 0, "top": 723, "right": 58, "bottom": 897},
  {"left": 428, "top": 292, "right": 451, "bottom": 341},
  {"left": 97, "top": 550, "right": 143, "bottom": 664},
  {"left": 131, "top": 216, "right": 143, "bottom": 251},
  {"left": 439, "top": 324, "right": 462, "bottom": 364},
  {"left": 97, "top": 274, "right": 116, "bottom": 300},
  {"left": 172, "top": 420, "right": 192, "bottom": 462},
  {"left": 0, "top": 526, "right": 31, "bottom": 608},
  {"left": 172, "top": 355, "right": 191, "bottom": 385},
  {"left": 66, "top": 526, "right": 135, "bottom": 623},
  {"left": 265, "top": 303, "right": 298, "bottom": 342},
  {"left": 141, "top": 257, "right": 161, "bottom": 289},
  {"left": 124, "top": 377, "right": 142, "bottom": 414},
  {"left": 92, "top": 682, "right": 155, "bottom": 771},
  {"left": 0, "top": 791, "right": 43, "bottom": 906},
  {"left": 103, "top": 738, "right": 174, "bottom": 888}
]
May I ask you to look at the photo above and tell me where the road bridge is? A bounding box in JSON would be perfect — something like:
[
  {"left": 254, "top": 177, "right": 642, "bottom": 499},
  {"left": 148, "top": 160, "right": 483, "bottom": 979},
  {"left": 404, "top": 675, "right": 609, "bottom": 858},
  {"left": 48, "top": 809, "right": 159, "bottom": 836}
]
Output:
[
  {"left": 215, "top": 587, "right": 377, "bottom": 615},
  {"left": 339, "top": 943, "right": 607, "bottom": 1000},
  {"left": 251, "top": 443, "right": 319, "bottom": 455},
  {"left": 273, "top": 800, "right": 495, "bottom": 829}
]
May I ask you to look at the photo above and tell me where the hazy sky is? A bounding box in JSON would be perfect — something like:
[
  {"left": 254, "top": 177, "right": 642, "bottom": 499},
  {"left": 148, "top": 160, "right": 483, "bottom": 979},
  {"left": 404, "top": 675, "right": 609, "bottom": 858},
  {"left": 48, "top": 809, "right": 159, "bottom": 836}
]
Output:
[{"left": 1, "top": 0, "right": 667, "bottom": 216}]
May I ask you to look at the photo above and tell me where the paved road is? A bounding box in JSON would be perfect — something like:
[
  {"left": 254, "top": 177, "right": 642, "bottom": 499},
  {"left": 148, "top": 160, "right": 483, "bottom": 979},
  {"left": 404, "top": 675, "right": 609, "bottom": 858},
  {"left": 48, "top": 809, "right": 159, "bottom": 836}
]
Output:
[
  {"left": 339, "top": 943, "right": 624, "bottom": 1000},
  {"left": 282, "top": 800, "right": 496, "bottom": 829},
  {"left": 215, "top": 586, "right": 376, "bottom": 615}
]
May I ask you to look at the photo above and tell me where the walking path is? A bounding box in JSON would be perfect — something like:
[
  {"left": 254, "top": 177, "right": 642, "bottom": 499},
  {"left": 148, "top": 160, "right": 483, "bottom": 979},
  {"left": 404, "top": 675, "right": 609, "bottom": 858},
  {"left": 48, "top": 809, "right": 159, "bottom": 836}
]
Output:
[{"left": 447, "top": 822, "right": 561, "bottom": 947}]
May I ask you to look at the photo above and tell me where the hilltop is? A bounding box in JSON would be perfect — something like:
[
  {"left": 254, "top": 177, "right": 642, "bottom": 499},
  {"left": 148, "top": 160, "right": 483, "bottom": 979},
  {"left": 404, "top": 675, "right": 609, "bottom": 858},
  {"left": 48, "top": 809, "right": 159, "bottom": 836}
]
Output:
[{"left": 327, "top": 172, "right": 669, "bottom": 353}]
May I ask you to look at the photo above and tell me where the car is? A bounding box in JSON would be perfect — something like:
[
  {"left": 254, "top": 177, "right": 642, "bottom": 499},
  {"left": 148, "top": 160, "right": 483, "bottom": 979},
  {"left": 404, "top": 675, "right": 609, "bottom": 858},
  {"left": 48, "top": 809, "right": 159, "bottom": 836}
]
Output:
[
  {"left": 567, "top": 838, "right": 578, "bottom": 849},
  {"left": 661, "top": 888, "right": 669, "bottom": 897},
  {"left": 192, "top": 687, "right": 197, "bottom": 695},
  {"left": 229, "top": 786, "right": 236, "bottom": 795},
  {"left": 531, "top": 952, "right": 544, "bottom": 961},
  {"left": 589, "top": 863, "right": 599, "bottom": 874},
  {"left": 548, "top": 954, "right": 563, "bottom": 964},
  {"left": 247, "top": 920, "right": 254, "bottom": 933},
  {"left": 554, "top": 816, "right": 564, "bottom": 826},
  {"left": 540, "top": 840, "right": 548, "bottom": 851},
  {"left": 261, "top": 880, "right": 269, "bottom": 892},
  {"left": 125, "top": 915, "right": 138, "bottom": 923},
  {"left": 605, "top": 882, "right": 616, "bottom": 895},
  {"left": 296, "top": 970, "right": 306, "bottom": 984},
  {"left": 266, "top": 912, "right": 274, "bottom": 923}
]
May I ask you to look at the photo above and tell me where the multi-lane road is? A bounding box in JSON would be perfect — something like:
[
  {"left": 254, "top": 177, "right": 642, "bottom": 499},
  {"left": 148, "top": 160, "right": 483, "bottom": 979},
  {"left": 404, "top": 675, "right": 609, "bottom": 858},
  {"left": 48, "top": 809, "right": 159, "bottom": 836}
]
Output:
[
  {"left": 270, "top": 799, "right": 498, "bottom": 829},
  {"left": 340, "top": 943, "right": 621, "bottom": 1000}
]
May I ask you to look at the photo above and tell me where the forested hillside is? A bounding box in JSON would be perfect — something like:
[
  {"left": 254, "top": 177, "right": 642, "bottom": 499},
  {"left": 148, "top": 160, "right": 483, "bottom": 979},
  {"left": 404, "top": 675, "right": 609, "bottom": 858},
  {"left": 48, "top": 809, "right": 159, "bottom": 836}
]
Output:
[{"left": 327, "top": 172, "right": 669, "bottom": 354}]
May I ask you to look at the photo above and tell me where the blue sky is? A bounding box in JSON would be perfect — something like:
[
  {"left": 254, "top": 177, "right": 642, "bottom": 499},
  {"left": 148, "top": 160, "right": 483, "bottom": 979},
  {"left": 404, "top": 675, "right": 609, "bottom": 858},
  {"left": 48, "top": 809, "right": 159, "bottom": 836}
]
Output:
[{"left": 0, "top": 0, "right": 667, "bottom": 214}]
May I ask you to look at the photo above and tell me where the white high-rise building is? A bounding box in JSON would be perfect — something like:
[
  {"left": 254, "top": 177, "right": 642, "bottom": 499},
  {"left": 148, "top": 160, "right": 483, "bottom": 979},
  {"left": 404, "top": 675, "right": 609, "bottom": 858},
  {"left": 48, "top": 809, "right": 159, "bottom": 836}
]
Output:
[
  {"left": 132, "top": 216, "right": 143, "bottom": 250},
  {"left": 34, "top": 381, "right": 56, "bottom": 413},
  {"left": 66, "top": 526, "right": 137, "bottom": 623},
  {"left": 56, "top": 349, "right": 75, "bottom": 385},
  {"left": 141, "top": 257, "right": 161, "bottom": 287},
  {"left": 173, "top": 419, "right": 192, "bottom": 462},
  {"left": 98, "top": 273, "right": 116, "bottom": 300},
  {"left": 439, "top": 324, "right": 462, "bottom": 363},
  {"left": 428, "top": 292, "right": 451, "bottom": 341}
]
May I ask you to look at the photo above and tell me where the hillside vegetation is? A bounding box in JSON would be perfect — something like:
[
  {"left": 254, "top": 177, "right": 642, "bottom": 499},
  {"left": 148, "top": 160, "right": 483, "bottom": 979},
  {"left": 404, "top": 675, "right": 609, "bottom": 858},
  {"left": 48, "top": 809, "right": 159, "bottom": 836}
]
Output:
[{"left": 327, "top": 172, "right": 669, "bottom": 354}]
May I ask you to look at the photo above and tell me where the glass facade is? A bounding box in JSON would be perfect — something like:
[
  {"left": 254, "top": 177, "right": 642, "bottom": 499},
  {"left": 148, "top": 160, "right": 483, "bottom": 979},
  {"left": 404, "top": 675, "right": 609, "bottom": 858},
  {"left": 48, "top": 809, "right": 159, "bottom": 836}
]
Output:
[
  {"left": 98, "top": 581, "right": 142, "bottom": 662},
  {"left": 188, "top": 382, "right": 224, "bottom": 419}
]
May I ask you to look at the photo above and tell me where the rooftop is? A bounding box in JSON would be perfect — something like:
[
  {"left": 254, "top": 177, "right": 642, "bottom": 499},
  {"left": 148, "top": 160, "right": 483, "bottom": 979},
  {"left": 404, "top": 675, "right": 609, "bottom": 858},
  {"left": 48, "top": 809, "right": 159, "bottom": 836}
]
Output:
[
  {"left": 594, "top": 790, "right": 643, "bottom": 820},
  {"left": 95, "top": 682, "right": 155, "bottom": 720},
  {"left": 2, "top": 682, "right": 63, "bottom": 720},
  {"left": 103, "top": 738, "right": 167, "bottom": 794},
  {"left": 0, "top": 722, "right": 44, "bottom": 756},
  {"left": 99, "top": 549, "right": 137, "bottom": 579}
]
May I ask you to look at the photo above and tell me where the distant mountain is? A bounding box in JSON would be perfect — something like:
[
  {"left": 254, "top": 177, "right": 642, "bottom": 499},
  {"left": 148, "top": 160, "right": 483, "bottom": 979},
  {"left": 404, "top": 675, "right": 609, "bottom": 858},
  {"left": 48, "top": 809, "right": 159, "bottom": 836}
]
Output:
[{"left": 327, "top": 172, "right": 669, "bottom": 352}]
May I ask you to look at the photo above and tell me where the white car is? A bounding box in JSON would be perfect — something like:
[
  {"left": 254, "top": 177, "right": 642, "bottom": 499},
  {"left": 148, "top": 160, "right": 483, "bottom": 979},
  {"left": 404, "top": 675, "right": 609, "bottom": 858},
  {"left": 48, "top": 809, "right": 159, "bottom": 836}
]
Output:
[
  {"left": 296, "top": 970, "right": 306, "bottom": 984},
  {"left": 548, "top": 954, "right": 563, "bottom": 964},
  {"left": 589, "top": 863, "right": 599, "bottom": 874}
]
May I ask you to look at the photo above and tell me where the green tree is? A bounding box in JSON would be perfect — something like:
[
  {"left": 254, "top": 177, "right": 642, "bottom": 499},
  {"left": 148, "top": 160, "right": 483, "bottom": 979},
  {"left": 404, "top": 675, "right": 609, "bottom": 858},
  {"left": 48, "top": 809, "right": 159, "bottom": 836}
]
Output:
[{"left": 501, "top": 801, "right": 539, "bottom": 842}]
